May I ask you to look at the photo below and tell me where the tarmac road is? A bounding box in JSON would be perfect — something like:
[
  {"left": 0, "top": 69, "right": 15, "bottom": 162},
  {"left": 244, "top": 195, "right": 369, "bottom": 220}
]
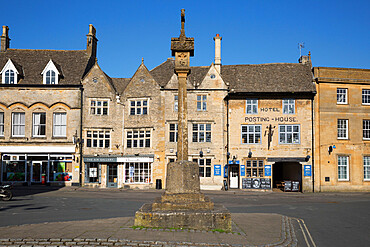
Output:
[{"left": 1, "top": 186, "right": 369, "bottom": 246}]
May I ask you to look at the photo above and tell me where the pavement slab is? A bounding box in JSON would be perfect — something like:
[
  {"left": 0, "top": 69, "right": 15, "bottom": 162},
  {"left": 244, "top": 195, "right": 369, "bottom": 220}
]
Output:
[{"left": 0, "top": 213, "right": 296, "bottom": 246}]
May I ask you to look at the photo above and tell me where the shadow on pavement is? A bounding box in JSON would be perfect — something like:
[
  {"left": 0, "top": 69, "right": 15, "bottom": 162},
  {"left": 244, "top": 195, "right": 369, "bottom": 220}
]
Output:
[{"left": 9, "top": 184, "right": 69, "bottom": 198}]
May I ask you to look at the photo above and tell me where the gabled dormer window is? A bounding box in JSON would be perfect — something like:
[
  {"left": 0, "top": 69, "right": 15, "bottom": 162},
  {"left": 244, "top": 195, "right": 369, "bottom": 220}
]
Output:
[
  {"left": 41, "top": 60, "right": 60, "bottom": 84},
  {"left": 1, "top": 59, "right": 19, "bottom": 84}
]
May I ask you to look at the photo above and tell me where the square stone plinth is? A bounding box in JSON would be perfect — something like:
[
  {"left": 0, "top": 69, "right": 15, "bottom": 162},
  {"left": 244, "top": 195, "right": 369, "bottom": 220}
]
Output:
[{"left": 134, "top": 203, "right": 232, "bottom": 231}]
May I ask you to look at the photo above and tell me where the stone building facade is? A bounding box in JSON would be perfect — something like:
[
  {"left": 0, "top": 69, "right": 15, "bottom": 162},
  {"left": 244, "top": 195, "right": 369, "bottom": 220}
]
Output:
[
  {"left": 314, "top": 67, "right": 370, "bottom": 191},
  {"left": 0, "top": 25, "right": 95, "bottom": 186}
]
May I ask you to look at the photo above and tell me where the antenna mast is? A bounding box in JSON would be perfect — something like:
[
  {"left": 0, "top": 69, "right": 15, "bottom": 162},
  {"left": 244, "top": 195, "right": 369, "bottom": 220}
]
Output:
[{"left": 298, "top": 42, "right": 305, "bottom": 57}]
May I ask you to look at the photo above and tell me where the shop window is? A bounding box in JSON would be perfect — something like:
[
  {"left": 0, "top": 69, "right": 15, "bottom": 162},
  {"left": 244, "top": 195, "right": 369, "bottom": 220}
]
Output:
[
  {"left": 90, "top": 99, "right": 109, "bottom": 115},
  {"left": 246, "top": 160, "right": 264, "bottom": 177},
  {"left": 337, "top": 119, "right": 348, "bottom": 139},
  {"left": 279, "top": 125, "right": 300, "bottom": 144},
  {"left": 174, "top": 95, "right": 178, "bottom": 112},
  {"left": 86, "top": 130, "right": 110, "bottom": 148},
  {"left": 32, "top": 113, "right": 46, "bottom": 137},
  {"left": 49, "top": 160, "right": 72, "bottom": 182},
  {"left": 337, "top": 88, "right": 347, "bottom": 104},
  {"left": 85, "top": 163, "right": 100, "bottom": 183},
  {"left": 241, "top": 125, "right": 261, "bottom": 144},
  {"left": 246, "top": 99, "right": 258, "bottom": 114},
  {"left": 192, "top": 123, "right": 211, "bottom": 142},
  {"left": 169, "top": 123, "right": 178, "bottom": 142},
  {"left": 338, "top": 156, "right": 349, "bottom": 181},
  {"left": 197, "top": 95, "right": 207, "bottom": 111},
  {"left": 125, "top": 162, "right": 152, "bottom": 183},
  {"left": 363, "top": 120, "right": 370, "bottom": 140},
  {"left": 193, "top": 158, "right": 211, "bottom": 177},
  {"left": 126, "top": 129, "right": 151, "bottom": 148},
  {"left": 130, "top": 99, "right": 148, "bottom": 115},
  {"left": 12, "top": 112, "right": 25, "bottom": 137},
  {"left": 283, "top": 99, "right": 295, "bottom": 114},
  {"left": 362, "top": 89, "right": 370, "bottom": 105},
  {"left": 1, "top": 155, "right": 26, "bottom": 182},
  {"left": 0, "top": 112, "right": 4, "bottom": 136},
  {"left": 53, "top": 112, "right": 66, "bottom": 137},
  {"left": 364, "top": 157, "right": 370, "bottom": 181}
]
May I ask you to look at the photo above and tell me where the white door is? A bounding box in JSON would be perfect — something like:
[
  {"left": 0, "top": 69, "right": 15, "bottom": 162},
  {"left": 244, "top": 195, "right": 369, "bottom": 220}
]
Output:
[{"left": 230, "top": 166, "right": 239, "bottom": 188}]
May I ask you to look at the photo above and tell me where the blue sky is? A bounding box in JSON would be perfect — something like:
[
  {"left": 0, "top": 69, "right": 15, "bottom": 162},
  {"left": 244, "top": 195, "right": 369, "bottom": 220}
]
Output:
[{"left": 2, "top": 0, "right": 369, "bottom": 78}]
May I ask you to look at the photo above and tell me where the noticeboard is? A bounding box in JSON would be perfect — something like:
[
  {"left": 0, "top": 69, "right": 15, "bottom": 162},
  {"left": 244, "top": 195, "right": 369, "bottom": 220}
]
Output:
[
  {"left": 240, "top": 165, "right": 245, "bottom": 176},
  {"left": 214, "top": 165, "right": 221, "bottom": 176},
  {"left": 242, "top": 178, "right": 271, "bottom": 189},
  {"left": 264, "top": 165, "right": 271, "bottom": 176},
  {"left": 284, "top": 180, "right": 300, "bottom": 192},
  {"left": 304, "top": 165, "right": 311, "bottom": 176}
]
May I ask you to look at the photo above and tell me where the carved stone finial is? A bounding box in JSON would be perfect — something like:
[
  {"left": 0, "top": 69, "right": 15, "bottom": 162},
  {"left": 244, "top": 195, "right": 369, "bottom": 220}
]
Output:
[
  {"left": 180, "top": 9, "right": 185, "bottom": 38},
  {"left": 141, "top": 57, "right": 144, "bottom": 64}
]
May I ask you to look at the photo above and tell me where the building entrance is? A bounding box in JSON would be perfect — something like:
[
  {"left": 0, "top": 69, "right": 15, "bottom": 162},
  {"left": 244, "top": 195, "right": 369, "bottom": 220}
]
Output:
[
  {"left": 107, "top": 164, "right": 118, "bottom": 188},
  {"left": 273, "top": 162, "right": 302, "bottom": 192},
  {"left": 229, "top": 165, "right": 239, "bottom": 189}
]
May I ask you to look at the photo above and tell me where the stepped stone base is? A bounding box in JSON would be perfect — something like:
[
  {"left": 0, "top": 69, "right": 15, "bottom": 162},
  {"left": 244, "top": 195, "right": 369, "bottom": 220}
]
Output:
[{"left": 134, "top": 203, "right": 232, "bottom": 231}]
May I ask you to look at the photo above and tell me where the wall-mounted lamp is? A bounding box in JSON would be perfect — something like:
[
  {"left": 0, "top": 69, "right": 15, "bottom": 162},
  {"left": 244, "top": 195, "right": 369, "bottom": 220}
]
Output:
[
  {"left": 248, "top": 149, "right": 252, "bottom": 158},
  {"left": 328, "top": 146, "right": 333, "bottom": 155},
  {"left": 232, "top": 155, "right": 237, "bottom": 164},
  {"left": 305, "top": 155, "right": 311, "bottom": 162},
  {"left": 199, "top": 150, "right": 204, "bottom": 158}
]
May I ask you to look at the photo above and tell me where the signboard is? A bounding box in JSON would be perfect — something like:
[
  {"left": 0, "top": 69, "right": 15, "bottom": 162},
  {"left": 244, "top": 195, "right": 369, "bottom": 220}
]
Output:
[
  {"left": 304, "top": 165, "right": 312, "bottom": 176},
  {"left": 84, "top": 157, "right": 117, "bottom": 163},
  {"left": 240, "top": 165, "right": 245, "bottom": 176},
  {"left": 242, "top": 178, "right": 271, "bottom": 189},
  {"left": 224, "top": 164, "right": 228, "bottom": 178},
  {"left": 214, "top": 165, "right": 221, "bottom": 176},
  {"left": 89, "top": 168, "right": 97, "bottom": 178},
  {"left": 264, "top": 165, "right": 271, "bottom": 176},
  {"left": 284, "top": 181, "right": 300, "bottom": 192},
  {"left": 117, "top": 157, "right": 154, "bottom": 162}
]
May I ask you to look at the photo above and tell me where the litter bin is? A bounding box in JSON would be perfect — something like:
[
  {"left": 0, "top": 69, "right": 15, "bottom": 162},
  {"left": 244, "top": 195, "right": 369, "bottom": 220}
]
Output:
[{"left": 156, "top": 179, "right": 162, "bottom": 189}]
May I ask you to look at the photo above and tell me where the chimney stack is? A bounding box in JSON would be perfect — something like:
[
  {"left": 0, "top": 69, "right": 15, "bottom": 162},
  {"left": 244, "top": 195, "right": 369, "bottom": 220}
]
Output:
[
  {"left": 86, "top": 24, "right": 98, "bottom": 58},
  {"left": 213, "top": 34, "right": 222, "bottom": 74},
  {"left": 1, "top": 26, "right": 10, "bottom": 52},
  {"left": 299, "top": 51, "right": 312, "bottom": 66}
]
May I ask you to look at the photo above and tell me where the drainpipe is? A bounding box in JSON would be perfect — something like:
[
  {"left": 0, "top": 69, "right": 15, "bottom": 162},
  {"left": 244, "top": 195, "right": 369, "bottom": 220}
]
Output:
[
  {"left": 311, "top": 95, "right": 315, "bottom": 192},
  {"left": 226, "top": 94, "right": 230, "bottom": 187},
  {"left": 79, "top": 85, "right": 84, "bottom": 187}
]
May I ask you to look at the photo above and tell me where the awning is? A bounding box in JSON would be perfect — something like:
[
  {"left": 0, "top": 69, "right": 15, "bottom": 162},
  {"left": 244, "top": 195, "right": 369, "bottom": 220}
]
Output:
[{"left": 0, "top": 145, "right": 75, "bottom": 153}]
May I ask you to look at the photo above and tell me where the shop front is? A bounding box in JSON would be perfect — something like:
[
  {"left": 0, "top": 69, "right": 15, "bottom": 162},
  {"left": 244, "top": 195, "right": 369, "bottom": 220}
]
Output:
[
  {"left": 0, "top": 146, "right": 76, "bottom": 185},
  {"left": 83, "top": 155, "right": 154, "bottom": 188}
]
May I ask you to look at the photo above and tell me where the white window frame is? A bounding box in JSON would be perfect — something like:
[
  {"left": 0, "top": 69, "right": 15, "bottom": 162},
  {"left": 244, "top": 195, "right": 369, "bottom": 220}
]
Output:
[
  {"left": 192, "top": 123, "right": 211, "bottom": 143},
  {"left": 364, "top": 156, "right": 370, "bottom": 181},
  {"left": 363, "top": 120, "right": 370, "bottom": 140},
  {"left": 193, "top": 158, "right": 211, "bottom": 178},
  {"left": 169, "top": 123, "right": 178, "bottom": 142},
  {"left": 246, "top": 160, "right": 264, "bottom": 177},
  {"left": 124, "top": 162, "right": 152, "bottom": 184},
  {"left": 241, "top": 125, "right": 261, "bottom": 144},
  {"left": 337, "top": 119, "right": 348, "bottom": 140},
  {"left": 337, "top": 88, "right": 347, "bottom": 104},
  {"left": 32, "top": 112, "right": 46, "bottom": 137},
  {"left": 0, "top": 112, "right": 4, "bottom": 136},
  {"left": 12, "top": 112, "right": 25, "bottom": 137},
  {"left": 246, "top": 99, "right": 258, "bottom": 114},
  {"left": 283, "top": 99, "right": 295, "bottom": 114},
  {"left": 362, "top": 89, "right": 370, "bottom": 105},
  {"left": 41, "top": 60, "right": 60, "bottom": 85},
  {"left": 174, "top": 95, "right": 178, "bottom": 112},
  {"left": 53, "top": 112, "right": 67, "bottom": 137},
  {"left": 90, "top": 99, "right": 109, "bottom": 115},
  {"left": 1, "top": 59, "right": 19, "bottom": 84},
  {"left": 129, "top": 99, "right": 148, "bottom": 115},
  {"left": 126, "top": 129, "right": 151, "bottom": 148},
  {"left": 86, "top": 130, "right": 111, "bottom": 148},
  {"left": 197, "top": 95, "right": 207, "bottom": 111},
  {"left": 338, "top": 156, "right": 349, "bottom": 181},
  {"left": 279, "top": 124, "right": 300, "bottom": 144}
]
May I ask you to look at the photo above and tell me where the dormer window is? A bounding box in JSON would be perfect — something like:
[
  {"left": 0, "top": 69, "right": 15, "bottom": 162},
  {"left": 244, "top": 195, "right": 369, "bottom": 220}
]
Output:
[
  {"left": 1, "top": 59, "right": 19, "bottom": 84},
  {"left": 42, "top": 60, "right": 60, "bottom": 84}
]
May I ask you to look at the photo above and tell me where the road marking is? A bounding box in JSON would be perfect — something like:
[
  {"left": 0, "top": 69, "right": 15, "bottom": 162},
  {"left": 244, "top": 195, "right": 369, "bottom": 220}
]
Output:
[{"left": 297, "top": 218, "right": 317, "bottom": 247}]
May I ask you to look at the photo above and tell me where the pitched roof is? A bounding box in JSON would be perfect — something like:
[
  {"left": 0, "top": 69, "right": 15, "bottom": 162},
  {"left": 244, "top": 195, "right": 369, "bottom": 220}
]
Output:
[
  {"left": 222, "top": 63, "right": 315, "bottom": 93},
  {"left": 150, "top": 58, "right": 210, "bottom": 88},
  {"left": 0, "top": 49, "right": 93, "bottom": 85},
  {"left": 111, "top": 77, "right": 131, "bottom": 94}
]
